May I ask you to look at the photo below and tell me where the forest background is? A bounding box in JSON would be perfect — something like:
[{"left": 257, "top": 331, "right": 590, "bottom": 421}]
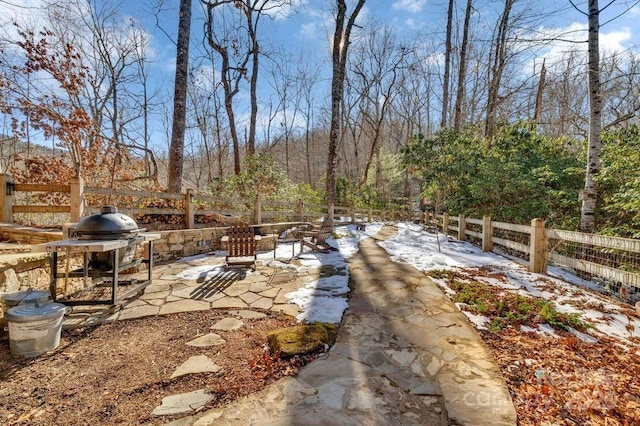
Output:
[{"left": 1, "top": 0, "right": 640, "bottom": 237}]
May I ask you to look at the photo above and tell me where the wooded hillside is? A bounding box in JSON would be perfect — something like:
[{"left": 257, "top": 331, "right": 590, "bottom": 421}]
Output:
[{"left": 1, "top": 0, "right": 639, "bottom": 234}]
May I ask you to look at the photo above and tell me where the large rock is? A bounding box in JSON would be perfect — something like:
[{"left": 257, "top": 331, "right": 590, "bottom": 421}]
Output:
[{"left": 267, "top": 322, "right": 337, "bottom": 357}]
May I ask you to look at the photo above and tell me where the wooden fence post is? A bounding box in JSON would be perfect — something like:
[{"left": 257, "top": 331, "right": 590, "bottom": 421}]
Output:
[
  {"left": 529, "top": 218, "right": 547, "bottom": 273},
  {"left": 368, "top": 207, "right": 372, "bottom": 222},
  {"left": 69, "top": 175, "right": 84, "bottom": 222},
  {"left": 482, "top": 215, "right": 493, "bottom": 252},
  {"left": 297, "top": 199, "right": 304, "bottom": 221},
  {"left": 185, "top": 189, "right": 195, "bottom": 229},
  {"left": 253, "top": 193, "right": 262, "bottom": 224},
  {"left": 458, "top": 214, "right": 466, "bottom": 241},
  {"left": 351, "top": 206, "right": 356, "bottom": 224},
  {"left": 443, "top": 212, "right": 449, "bottom": 235},
  {"left": 0, "top": 173, "right": 14, "bottom": 223}
]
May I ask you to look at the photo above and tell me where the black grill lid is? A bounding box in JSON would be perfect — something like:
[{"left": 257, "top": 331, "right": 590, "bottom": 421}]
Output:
[{"left": 76, "top": 205, "right": 139, "bottom": 239}]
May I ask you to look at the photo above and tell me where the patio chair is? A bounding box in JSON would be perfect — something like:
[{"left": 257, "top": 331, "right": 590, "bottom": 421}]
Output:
[
  {"left": 300, "top": 218, "right": 334, "bottom": 253},
  {"left": 223, "top": 223, "right": 260, "bottom": 269}
]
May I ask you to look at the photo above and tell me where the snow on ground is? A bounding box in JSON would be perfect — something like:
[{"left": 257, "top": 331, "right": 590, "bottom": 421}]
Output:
[
  {"left": 172, "top": 224, "right": 370, "bottom": 324},
  {"left": 170, "top": 221, "right": 639, "bottom": 343},
  {"left": 281, "top": 223, "right": 368, "bottom": 323},
  {"left": 380, "top": 222, "right": 640, "bottom": 349}
]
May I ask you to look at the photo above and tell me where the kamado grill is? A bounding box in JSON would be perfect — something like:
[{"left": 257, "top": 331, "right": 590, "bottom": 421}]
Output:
[
  {"left": 75, "top": 205, "right": 146, "bottom": 271},
  {"left": 35, "top": 206, "right": 160, "bottom": 308}
]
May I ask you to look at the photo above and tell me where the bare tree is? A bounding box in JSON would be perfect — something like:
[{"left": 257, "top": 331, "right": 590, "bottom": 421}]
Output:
[
  {"left": 168, "top": 0, "right": 191, "bottom": 193},
  {"left": 326, "top": 0, "right": 366, "bottom": 208},
  {"left": 441, "top": 0, "right": 454, "bottom": 129},
  {"left": 202, "top": 0, "right": 294, "bottom": 174},
  {"left": 485, "top": 0, "right": 513, "bottom": 138},
  {"left": 578, "top": 0, "right": 602, "bottom": 232},
  {"left": 298, "top": 56, "right": 321, "bottom": 187},
  {"left": 348, "top": 24, "right": 409, "bottom": 190},
  {"left": 453, "top": 0, "right": 474, "bottom": 131}
]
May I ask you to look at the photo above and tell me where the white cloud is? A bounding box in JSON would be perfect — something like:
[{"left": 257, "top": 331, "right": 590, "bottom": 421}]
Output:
[
  {"left": 524, "top": 22, "right": 633, "bottom": 76},
  {"left": 300, "top": 22, "right": 320, "bottom": 39},
  {"left": 0, "top": 0, "right": 44, "bottom": 22},
  {"left": 600, "top": 26, "right": 632, "bottom": 55},
  {"left": 0, "top": 0, "right": 46, "bottom": 47},
  {"left": 405, "top": 18, "right": 419, "bottom": 30},
  {"left": 263, "top": 0, "right": 307, "bottom": 21},
  {"left": 392, "top": 0, "right": 428, "bottom": 14}
]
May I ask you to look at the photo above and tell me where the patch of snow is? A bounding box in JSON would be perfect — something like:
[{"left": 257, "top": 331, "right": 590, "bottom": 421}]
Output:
[
  {"left": 285, "top": 275, "right": 351, "bottom": 324},
  {"left": 537, "top": 324, "right": 561, "bottom": 338},
  {"left": 462, "top": 311, "right": 490, "bottom": 330},
  {"left": 380, "top": 222, "right": 640, "bottom": 349},
  {"left": 569, "top": 328, "right": 599, "bottom": 343}
]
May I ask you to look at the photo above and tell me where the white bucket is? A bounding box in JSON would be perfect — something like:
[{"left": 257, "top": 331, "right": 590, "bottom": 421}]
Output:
[{"left": 5, "top": 303, "right": 66, "bottom": 358}]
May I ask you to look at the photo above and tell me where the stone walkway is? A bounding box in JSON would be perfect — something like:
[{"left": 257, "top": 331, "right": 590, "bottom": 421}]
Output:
[
  {"left": 62, "top": 251, "right": 345, "bottom": 328},
  {"left": 154, "top": 226, "right": 517, "bottom": 426}
]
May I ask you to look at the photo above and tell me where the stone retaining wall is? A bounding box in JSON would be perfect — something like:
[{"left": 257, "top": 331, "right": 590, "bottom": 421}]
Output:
[
  {"left": 1, "top": 225, "right": 278, "bottom": 315},
  {"left": 153, "top": 227, "right": 276, "bottom": 261}
]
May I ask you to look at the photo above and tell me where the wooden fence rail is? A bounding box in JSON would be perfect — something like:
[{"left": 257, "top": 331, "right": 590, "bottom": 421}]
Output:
[
  {"left": 0, "top": 174, "right": 400, "bottom": 229},
  {"left": 429, "top": 212, "right": 640, "bottom": 298}
]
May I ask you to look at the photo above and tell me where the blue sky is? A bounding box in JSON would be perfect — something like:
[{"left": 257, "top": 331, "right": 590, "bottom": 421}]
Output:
[
  {"left": 2, "top": 0, "right": 640, "bottom": 152},
  {"left": 4, "top": 0, "right": 639, "bottom": 84}
]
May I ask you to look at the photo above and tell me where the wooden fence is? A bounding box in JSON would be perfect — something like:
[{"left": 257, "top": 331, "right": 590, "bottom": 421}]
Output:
[
  {"left": 0, "top": 174, "right": 415, "bottom": 229},
  {"left": 430, "top": 212, "right": 640, "bottom": 299}
]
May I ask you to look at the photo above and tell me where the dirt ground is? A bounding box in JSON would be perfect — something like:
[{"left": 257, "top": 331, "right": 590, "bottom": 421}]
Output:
[{"left": 0, "top": 309, "right": 319, "bottom": 425}]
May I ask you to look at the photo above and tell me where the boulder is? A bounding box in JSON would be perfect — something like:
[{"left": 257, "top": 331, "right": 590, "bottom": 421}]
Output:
[{"left": 267, "top": 322, "right": 337, "bottom": 357}]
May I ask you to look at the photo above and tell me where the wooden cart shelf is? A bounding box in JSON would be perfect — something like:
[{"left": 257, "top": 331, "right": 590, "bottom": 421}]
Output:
[{"left": 34, "top": 233, "right": 160, "bottom": 308}]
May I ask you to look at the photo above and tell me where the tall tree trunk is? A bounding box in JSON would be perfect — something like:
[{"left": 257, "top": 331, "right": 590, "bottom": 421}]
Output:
[
  {"left": 167, "top": 0, "right": 191, "bottom": 193},
  {"left": 485, "top": 0, "right": 512, "bottom": 139},
  {"left": 533, "top": 58, "right": 546, "bottom": 127},
  {"left": 305, "top": 100, "right": 313, "bottom": 187},
  {"left": 224, "top": 87, "right": 241, "bottom": 175},
  {"left": 246, "top": 5, "right": 259, "bottom": 156},
  {"left": 454, "top": 0, "right": 473, "bottom": 132},
  {"left": 441, "top": 0, "right": 454, "bottom": 129},
  {"left": 580, "top": 0, "right": 602, "bottom": 233},
  {"left": 326, "top": 0, "right": 366, "bottom": 207}
]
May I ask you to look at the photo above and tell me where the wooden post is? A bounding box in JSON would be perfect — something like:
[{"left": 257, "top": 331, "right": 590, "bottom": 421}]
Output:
[
  {"left": 458, "top": 214, "right": 466, "bottom": 241},
  {"left": 351, "top": 206, "right": 356, "bottom": 224},
  {"left": 368, "top": 207, "right": 372, "bottom": 222},
  {"left": 69, "top": 175, "right": 84, "bottom": 222},
  {"left": 482, "top": 215, "right": 493, "bottom": 252},
  {"left": 297, "top": 199, "right": 304, "bottom": 221},
  {"left": 0, "top": 173, "right": 14, "bottom": 223},
  {"left": 443, "top": 212, "right": 449, "bottom": 234},
  {"left": 185, "top": 188, "right": 195, "bottom": 229},
  {"left": 529, "top": 218, "right": 547, "bottom": 273},
  {"left": 253, "top": 193, "right": 262, "bottom": 224}
]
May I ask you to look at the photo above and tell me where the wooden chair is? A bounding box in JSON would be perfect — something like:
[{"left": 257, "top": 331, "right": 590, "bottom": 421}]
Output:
[
  {"left": 223, "top": 223, "right": 260, "bottom": 269},
  {"left": 300, "top": 219, "right": 334, "bottom": 253}
]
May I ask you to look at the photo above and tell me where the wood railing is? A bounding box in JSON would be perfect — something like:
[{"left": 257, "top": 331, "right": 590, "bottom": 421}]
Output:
[
  {"left": 0, "top": 174, "right": 415, "bottom": 229},
  {"left": 429, "top": 212, "right": 640, "bottom": 299}
]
